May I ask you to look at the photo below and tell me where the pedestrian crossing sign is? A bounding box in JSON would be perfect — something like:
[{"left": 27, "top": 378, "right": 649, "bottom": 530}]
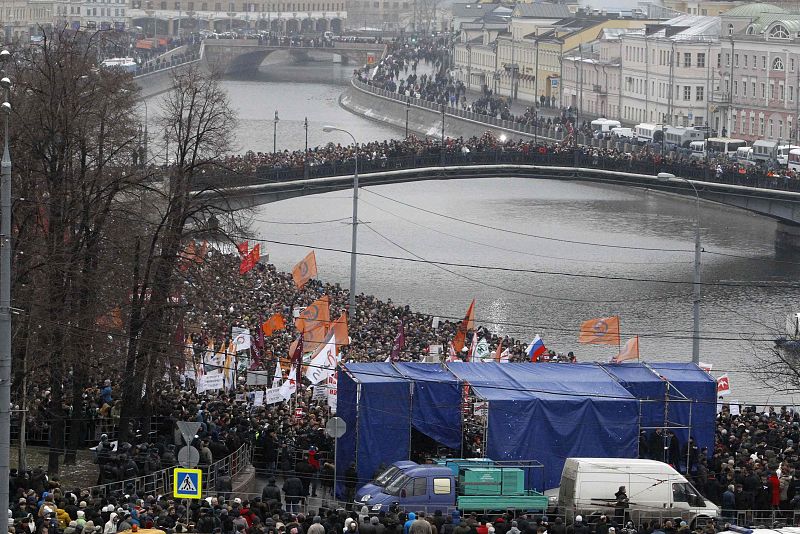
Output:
[{"left": 173, "top": 467, "right": 202, "bottom": 499}]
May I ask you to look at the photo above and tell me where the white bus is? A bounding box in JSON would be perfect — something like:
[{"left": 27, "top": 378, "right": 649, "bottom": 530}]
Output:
[
  {"left": 788, "top": 148, "right": 800, "bottom": 172},
  {"left": 706, "top": 137, "right": 747, "bottom": 156},
  {"left": 752, "top": 140, "right": 778, "bottom": 162},
  {"left": 634, "top": 123, "right": 664, "bottom": 143},
  {"left": 664, "top": 126, "right": 705, "bottom": 149},
  {"left": 736, "top": 146, "right": 756, "bottom": 166}
]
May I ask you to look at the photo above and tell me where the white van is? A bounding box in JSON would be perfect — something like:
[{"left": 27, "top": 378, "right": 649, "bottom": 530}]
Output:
[
  {"left": 788, "top": 148, "right": 800, "bottom": 172},
  {"left": 777, "top": 144, "right": 800, "bottom": 166},
  {"left": 551, "top": 458, "right": 718, "bottom": 527},
  {"left": 689, "top": 140, "right": 706, "bottom": 159},
  {"left": 611, "top": 127, "right": 635, "bottom": 140},
  {"left": 592, "top": 119, "right": 622, "bottom": 138},
  {"left": 736, "top": 146, "right": 756, "bottom": 166},
  {"left": 634, "top": 123, "right": 664, "bottom": 144}
]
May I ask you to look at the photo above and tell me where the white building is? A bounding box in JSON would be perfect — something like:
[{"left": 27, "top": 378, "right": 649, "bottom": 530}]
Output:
[{"left": 562, "top": 15, "right": 720, "bottom": 127}]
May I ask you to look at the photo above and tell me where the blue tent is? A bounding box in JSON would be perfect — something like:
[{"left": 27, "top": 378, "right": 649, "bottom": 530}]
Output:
[
  {"left": 335, "top": 361, "right": 715, "bottom": 494},
  {"left": 335, "top": 362, "right": 462, "bottom": 496},
  {"left": 447, "top": 363, "right": 640, "bottom": 489}
]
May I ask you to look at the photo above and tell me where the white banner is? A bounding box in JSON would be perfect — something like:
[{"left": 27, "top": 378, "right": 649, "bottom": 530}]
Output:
[
  {"left": 305, "top": 334, "right": 339, "bottom": 385},
  {"left": 231, "top": 326, "right": 251, "bottom": 352},
  {"left": 253, "top": 390, "right": 265, "bottom": 406},
  {"left": 265, "top": 387, "right": 284, "bottom": 405},
  {"left": 198, "top": 373, "right": 224, "bottom": 393},
  {"left": 279, "top": 366, "right": 297, "bottom": 400},
  {"left": 312, "top": 384, "right": 327, "bottom": 401},
  {"left": 246, "top": 371, "right": 271, "bottom": 386},
  {"left": 326, "top": 372, "right": 338, "bottom": 413}
]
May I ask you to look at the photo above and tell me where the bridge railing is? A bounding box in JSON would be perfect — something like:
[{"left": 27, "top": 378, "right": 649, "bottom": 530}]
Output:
[
  {"left": 352, "top": 78, "right": 565, "bottom": 142},
  {"left": 188, "top": 150, "right": 800, "bottom": 193}
]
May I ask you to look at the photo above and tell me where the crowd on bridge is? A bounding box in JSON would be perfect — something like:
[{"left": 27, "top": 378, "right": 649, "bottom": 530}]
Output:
[{"left": 215, "top": 131, "right": 800, "bottom": 193}]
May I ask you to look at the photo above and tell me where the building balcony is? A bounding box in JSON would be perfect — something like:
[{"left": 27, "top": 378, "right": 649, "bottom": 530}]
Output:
[{"left": 593, "top": 84, "right": 607, "bottom": 95}]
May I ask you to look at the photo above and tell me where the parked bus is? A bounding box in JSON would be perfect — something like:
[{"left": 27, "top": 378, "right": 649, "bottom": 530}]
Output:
[
  {"left": 706, "top": 137, "right": 747, "bottom": 156},
  {"left": 752, "top": 140, "right": 778, "bottom": 163},
  {"left": 777, "top": 144, "right": 800, "bottom": 166},
  {"left": 664, "top": 126, "right": 705, "bottom": 149},
  {"left": 634, "top": 123, "right": 664, "bottom": 144},
  {"left": 788, "top": 148, "right": 800, "bottom": 172},
  {"left": 689, "top": 140, "right": 706, "bottom": 159}
]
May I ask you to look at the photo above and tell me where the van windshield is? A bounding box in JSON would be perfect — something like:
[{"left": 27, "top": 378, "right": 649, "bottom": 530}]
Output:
[
  {"left": 672, "top": 482, "right": 706, "bottom": 507},
  {"left": 375, "top": 466, "right": 401, "bottom": 486},
  {"left": 385, "top": 473, "right": 411, "bottom": 496}
]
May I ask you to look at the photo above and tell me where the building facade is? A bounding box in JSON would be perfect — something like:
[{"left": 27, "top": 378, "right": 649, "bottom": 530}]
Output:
[
  {"left": 2, "top": 0, "right": 53, "bottom": 42},
  {"left": 712, "top": 3, "right": 800, "bottom": 143}
]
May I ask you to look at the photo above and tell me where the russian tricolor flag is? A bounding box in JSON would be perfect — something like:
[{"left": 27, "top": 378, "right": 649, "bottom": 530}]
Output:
[{"left": 526, "top": 335, "right": 547, "bottom": 362}]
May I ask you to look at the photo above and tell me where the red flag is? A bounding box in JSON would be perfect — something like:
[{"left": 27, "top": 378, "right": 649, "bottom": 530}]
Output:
[
  {"left": 717, "top": 374, "right": 731, "bottom": 396},
  {"left": 390, "top": 319, "right": 405, "bottom": 362},
  {"left": 239, "top": 243, "right": 260, "bottom": 275},
  {"left": 237, "top": 240, "right": 249, "bottom": 256},
  {"left": 290, "top": 333, "right": 304, "bottom": 386}
]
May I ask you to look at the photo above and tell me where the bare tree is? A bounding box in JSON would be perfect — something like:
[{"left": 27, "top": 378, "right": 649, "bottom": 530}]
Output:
[{"left": 118, "top": 65, "right": 238, "bottom": 442}]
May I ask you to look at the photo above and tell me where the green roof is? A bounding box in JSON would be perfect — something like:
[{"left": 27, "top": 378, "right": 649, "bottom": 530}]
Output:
[{"left": 725, "top": 2, "right": 787, "bottom": 18}]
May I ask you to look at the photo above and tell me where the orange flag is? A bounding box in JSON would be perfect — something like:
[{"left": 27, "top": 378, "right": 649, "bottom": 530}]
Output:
[
  {"left": 331, "top": 312, "right": 349, "bottom": 354},
  {"left": 452, "top": 299, "right": 476, "bottom": 353},
  {"left": 292, "top": 251, "right": 318, "bottom": 288},
  {"left": 262, "top": 313, "right": 287, "bottom": 337},
  {"left": 578, "top": 316, "right": 621, "bottom": 345},
  {"left": 612, "top": 336, "right": 639, "bottom": 363},
  {"left": 295, "top": 295, "right": 330, "bottom": 353}
]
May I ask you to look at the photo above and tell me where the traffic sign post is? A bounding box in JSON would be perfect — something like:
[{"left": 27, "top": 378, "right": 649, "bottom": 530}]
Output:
[{"left": 173, "top": 467, "right": 203, "bottom": 499}]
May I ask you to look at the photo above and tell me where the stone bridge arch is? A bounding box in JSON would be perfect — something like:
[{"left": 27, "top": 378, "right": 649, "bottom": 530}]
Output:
[
  {"left": 285, "top": 18, "right": 300, "bottom": 33},
  {"left": 315, "top": 18, "right": 329, "bottom": 31}
]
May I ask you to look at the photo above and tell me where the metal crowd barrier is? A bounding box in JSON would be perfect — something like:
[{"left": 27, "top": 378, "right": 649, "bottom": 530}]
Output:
[{"left": 85, "top": 442, "right": 251, "bottom": 498}]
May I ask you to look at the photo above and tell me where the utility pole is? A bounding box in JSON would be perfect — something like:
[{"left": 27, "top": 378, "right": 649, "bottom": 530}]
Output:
[
  {"left": 273, "top": 110, "right": 279, "bottom": 153},
  {"left": 0, "top": 48, "right": 13, "bottom": 534},
  {"left": 304, "top": 117, "right": 309, "bottom": 179}
]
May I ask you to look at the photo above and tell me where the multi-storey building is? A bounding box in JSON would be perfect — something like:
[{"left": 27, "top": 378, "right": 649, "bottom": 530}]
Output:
[
  {"left": 712, "top": 3, "right": 800, "bottom": 142},
  {"left": 2, "top": 0, "right": 53, "bottom": 42}
]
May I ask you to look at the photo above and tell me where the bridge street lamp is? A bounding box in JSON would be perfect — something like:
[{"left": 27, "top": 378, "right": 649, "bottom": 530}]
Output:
[
  {"left": 0, "top": 48, "right": 13, "bottom": 534},
  {"left": 273, "top": 110, "right": 279, "bottom": 153},
  {"left": 657, "top": 172, "right": 701, "bottom": 365},
  {"left": 322, "top": 125, "right": 358, "bottom": 319}
]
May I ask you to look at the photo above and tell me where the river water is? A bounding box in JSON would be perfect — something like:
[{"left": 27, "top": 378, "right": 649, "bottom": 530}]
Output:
[{"left": 148, "top": 58, "right": 800, "bottom": 404}]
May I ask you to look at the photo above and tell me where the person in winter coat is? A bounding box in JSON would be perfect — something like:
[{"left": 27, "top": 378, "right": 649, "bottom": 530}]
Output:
[
  {"left": 282, "top": 475, "right": 305, "bottom": 515},
  {"left": 403, "top": 514, "right": 417, "bottom": 534},
  {"left": 262, "top": 478, "right": 282, "bottom": 505},
  {"left": 565, "top": 516, "right": 589, "bottom": 534},
  {"left": 103, "top": 513, "right": 118, "bottom": 534}
]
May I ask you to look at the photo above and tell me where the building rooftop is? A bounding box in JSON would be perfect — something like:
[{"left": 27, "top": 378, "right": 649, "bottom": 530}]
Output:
[
  {"left": 512, "top": 2, "right": 572, "bottom": 19},
  {"left": 724, "top": 2, "right": 787, "bottom": 18},
  {"left": 626, "top": 14, "right": 720, "bottom": 41}
]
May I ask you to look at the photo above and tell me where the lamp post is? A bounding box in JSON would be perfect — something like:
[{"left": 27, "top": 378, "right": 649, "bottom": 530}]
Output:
[
  {"left": 273, "top": 110, "right": 279, "bottom": 153},
  {"left": 405, "top": 98, "right": 410, "bottom": 138},
  {"left": 657, "top": 172, "right": 701, "bottom": 365},
  {"left": 441, "top": 103, "right": 446, "bottom": 164},
  {"left": 0, "top": 48, "right": 13, "bottom": 534},
  {"left": 303, "top": 117, "right": 308, "bottom": 179},
  {"left": 322, "top": 125, "right": 358, "bottom": 318}
]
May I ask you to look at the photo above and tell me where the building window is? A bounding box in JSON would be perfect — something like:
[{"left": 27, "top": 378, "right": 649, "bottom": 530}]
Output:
[
  {"left": 726, "top": 53, "right": 730, "bottom": 67},
  {"left": 696, "top": 86, "right": 704, "bottom": 101},
  {"left": 734, "top": 54, "right": 739, "bottom": 67},
  {"left": 744, "top": 55, "right": 748, "bottom": 67},
  {"left": 763, "top": 56, "right": 767, "bottom": 69},
  {"left": 761, "top": 83, "right": 766, "bottom": 98},
  {"left": 769, "top": 119, "right": 774, "bottom": 137},
  {"left": 697, "top": 52, "right": 705, "bottom": 68},
  {"left": 684, "top": 52, "right": 691, "bottom": 67},
  {"left": 734, "top": 81, "right": 738, "bottom": 96},
  {"left": 771, "top": 83, "right": 776, "bottom": 99},
  {"left": 684, "top": 86, "right": 691, "bottom": 100},
  {"left": 760, "top": 117, "right": 766, "bottom": 135},
  {"left": 770, "top": 24, "right": 790, "bottom": 39},
  {"left": 750, "top": 116, "right": 755, "bottom": 135},
  {"left": 773, "top": 56, "right": 785, "bottom": 71},
  {"left": 728, "top": 23, "right": 733, "bottom": 35},
  {"left": 791, "top": 86, "right": 795, "bottom": 102}
]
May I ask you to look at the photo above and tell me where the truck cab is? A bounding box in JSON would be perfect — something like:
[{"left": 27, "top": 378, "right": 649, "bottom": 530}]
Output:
[
  {"left": 355, "top": 461, "right": 417, "bottom": 503},
  {"left": 360, "top": 465, "right": 456, "bottom": 510}
]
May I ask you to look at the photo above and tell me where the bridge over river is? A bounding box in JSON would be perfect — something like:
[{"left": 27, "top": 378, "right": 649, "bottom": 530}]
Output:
[
  {"left": 191, "top": 151, "right": 800, "bottom": 250},
  {"left": 201, "top": 39, "right": 386, "bottom": 74}
]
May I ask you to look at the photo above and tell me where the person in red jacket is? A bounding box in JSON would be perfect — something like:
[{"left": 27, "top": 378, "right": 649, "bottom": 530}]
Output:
[
  {"left": 769, "top": 472, "right": 781, "bottom": 509},
  {"left": 308, "top": 447, "right": 321, "bottom": 497}
]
